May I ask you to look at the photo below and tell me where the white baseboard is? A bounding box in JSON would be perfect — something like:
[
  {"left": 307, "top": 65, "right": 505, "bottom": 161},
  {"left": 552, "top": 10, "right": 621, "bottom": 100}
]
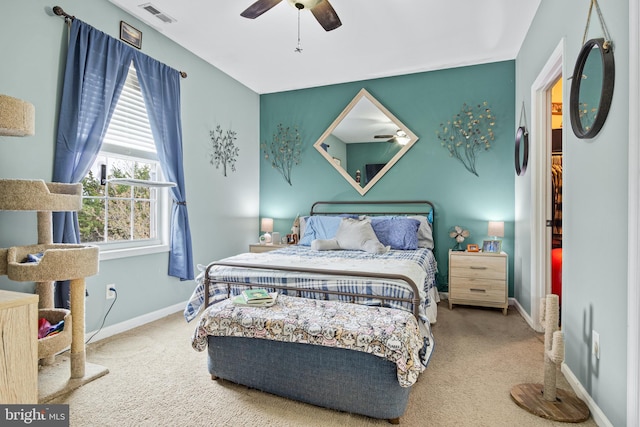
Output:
[
  {"left": 84, "top": 301, "right": 187, "bottom": 344},
  {"left": 561, "top": 363, "right": 612, "bottom": 427},
  {"left": 511, "top": 298, "right": 543, "bottom": 332}
]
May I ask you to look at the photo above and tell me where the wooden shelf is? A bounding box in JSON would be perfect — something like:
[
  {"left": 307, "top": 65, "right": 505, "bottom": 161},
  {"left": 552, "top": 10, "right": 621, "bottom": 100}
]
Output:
[{"left": 0, "top": 290, "right": 39, "bottom": 403}]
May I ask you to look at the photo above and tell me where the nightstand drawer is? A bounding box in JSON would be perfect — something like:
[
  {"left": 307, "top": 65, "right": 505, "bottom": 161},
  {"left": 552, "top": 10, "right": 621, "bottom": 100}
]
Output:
[
  {"left": 449, "top": 255, "right": 505, "bottom": 280},
  {"left": 450, "top": 278, "right": 506, "bottom": 304}
]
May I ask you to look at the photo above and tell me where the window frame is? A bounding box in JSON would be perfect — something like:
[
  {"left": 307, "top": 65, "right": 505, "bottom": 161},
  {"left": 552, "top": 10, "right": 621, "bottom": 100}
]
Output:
[{"left": 79, "top": 63, "right": 171, "bottom": 261}]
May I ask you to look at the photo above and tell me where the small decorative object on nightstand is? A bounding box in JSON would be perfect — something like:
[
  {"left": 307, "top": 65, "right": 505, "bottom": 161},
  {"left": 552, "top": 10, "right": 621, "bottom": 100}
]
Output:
[
  {"left": 448, "top": 249, "right": 508, "bottom": 315},
  {"left": 449, "top": 225, "right": 470, "bottom": 251}
]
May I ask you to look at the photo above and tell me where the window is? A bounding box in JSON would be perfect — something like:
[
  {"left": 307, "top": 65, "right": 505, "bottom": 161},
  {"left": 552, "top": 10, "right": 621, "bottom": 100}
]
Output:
[{"left": 78, "top": 62, "right": 169, "bottom": 258}]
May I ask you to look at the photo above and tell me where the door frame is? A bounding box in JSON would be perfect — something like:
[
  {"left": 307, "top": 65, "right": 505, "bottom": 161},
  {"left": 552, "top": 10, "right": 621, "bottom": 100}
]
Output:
[
  {"left": 530, "top": 40, "right": 564, "bottom": 331},
  {"left": 628, "top": 0, "right": 639, "bottom": 423}
]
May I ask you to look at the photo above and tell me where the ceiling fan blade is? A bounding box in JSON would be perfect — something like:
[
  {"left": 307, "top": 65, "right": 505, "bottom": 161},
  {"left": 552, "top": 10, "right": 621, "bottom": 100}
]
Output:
[
  {"left": 241, "top": 0, "right": 283, "bottom": 19},
  {"left": 374, "top": 135, "right": 394, "bottom": 139},
  {"left": 310, "top": 0, "right": 342, "bottom": 31}
]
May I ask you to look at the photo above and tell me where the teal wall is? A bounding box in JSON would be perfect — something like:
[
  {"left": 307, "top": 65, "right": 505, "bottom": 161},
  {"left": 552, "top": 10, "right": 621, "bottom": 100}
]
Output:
[
  {"left": 259, "top": 62, "right": 516, "bottom": 293},
  {"left": 516, "top": 1, "right": 629, "bottom": 425},
  {"left": 0, "top": 0, "right": 260, "bottom": 332}
]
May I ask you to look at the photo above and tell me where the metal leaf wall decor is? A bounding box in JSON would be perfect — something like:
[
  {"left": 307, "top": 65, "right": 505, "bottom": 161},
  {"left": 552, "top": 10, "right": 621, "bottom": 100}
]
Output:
[
  {"left": 209, "top": 125, "right": 239, "bottom": 177},
  {"left": 261, "top": 123, "right": 302, "bottom": 186},
  {"left": 436, "top": 102, "right": 496, "bottom": 177}
]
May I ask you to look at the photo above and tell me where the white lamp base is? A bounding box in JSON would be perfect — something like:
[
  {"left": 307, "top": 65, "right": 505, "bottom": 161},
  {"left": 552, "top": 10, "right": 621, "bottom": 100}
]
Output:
[{"left": 262, "top": 232, "right": 272, "bottom": 245}]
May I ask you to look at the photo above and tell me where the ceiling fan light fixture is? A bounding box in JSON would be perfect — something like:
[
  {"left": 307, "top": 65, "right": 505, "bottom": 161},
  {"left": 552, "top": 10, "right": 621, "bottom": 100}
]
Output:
[
  {"left": 287, "top": 0, "right": 322, "bottom": 10},
  {"left": 396, "top": 135, "right": 410, "bottom": 145}
]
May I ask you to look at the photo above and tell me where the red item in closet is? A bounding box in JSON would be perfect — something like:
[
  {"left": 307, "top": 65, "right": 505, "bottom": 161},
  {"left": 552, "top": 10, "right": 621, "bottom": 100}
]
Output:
[{"left": 551, "top": 248, "right": 562, "bottom": 306}]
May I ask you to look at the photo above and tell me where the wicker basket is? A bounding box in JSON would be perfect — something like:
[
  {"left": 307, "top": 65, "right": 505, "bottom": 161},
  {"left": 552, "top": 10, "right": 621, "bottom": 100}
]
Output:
[{"left": 38, "top": 308, "right": 72, "bottom": 360}]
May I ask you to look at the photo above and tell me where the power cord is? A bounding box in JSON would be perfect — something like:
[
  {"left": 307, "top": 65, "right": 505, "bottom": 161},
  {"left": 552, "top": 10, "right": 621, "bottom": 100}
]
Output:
[{"left": 85, "top": 287, "right": 117, "bottom": 345}]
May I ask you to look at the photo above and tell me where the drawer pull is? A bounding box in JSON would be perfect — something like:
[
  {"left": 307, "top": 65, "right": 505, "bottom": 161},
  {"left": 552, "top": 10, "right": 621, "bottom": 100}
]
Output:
[
  {"left": 470, "top": 266, "right": 487, "bottom": 270},
  {"left": 470, "top": 288, "right": 487, "bottom": 293}
]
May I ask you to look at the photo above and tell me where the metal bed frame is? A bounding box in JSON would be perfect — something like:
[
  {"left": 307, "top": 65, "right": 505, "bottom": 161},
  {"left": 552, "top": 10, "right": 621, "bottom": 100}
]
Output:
[{"left": 203, "top": 200, "right": 436, "bottom": 320}]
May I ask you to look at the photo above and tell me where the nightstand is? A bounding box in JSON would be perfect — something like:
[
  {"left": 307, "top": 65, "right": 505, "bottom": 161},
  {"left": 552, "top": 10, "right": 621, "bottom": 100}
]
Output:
[
  {"left": 448, "top": 250, "right": 508, "bottom": 315},
  {"left": 249, "top": 243, "right": 288, "bottom": 253}
]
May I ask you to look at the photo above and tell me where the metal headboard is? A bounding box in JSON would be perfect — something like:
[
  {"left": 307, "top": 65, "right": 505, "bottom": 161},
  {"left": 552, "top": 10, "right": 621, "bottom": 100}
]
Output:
[{"left": 310, "top": 200, "right": 435, "bottom": 217}]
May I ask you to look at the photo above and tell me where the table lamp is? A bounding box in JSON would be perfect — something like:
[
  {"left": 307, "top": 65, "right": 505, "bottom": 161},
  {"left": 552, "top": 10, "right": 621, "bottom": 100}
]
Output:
[{"left": 261, "top": 218, "right": 274, "bottom": 244}]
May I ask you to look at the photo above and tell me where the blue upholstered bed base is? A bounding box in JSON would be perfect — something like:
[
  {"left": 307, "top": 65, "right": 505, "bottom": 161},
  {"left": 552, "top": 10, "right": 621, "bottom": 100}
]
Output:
[{"left": 207, "top": 336, "right": 411, "bottom": 422}]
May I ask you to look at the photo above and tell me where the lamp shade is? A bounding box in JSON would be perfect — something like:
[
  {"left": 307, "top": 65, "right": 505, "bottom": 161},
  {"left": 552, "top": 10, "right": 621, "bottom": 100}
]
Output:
[
  {"left": 0, "top": 95, "right": 35, "bottom": 137},
  {"left": 488, "top": 221, "right": 504, "bottom": 238},
  {"left": 261, "top": 218, "right": 274, "bottom": 233}
]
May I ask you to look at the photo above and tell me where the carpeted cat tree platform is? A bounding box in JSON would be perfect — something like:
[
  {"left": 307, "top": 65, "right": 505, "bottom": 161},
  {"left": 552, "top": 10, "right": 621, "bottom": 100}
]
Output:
[{"left": 0, "top": 179, "right": 108, "bottom": 402}]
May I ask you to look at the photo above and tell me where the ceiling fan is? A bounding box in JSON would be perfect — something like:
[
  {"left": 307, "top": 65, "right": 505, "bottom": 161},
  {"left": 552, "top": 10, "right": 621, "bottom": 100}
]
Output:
[
  {"left": 241, "top": 0, "right": 342, "bottom": 32},
  {"left": 375, "top": 130, "right": 411, "bottom": 145}
]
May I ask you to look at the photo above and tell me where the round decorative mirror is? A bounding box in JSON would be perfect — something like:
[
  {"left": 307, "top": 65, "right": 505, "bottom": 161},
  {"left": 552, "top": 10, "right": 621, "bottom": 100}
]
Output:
[
  {"left": 569, "top": 38, "right": 615, "bottom": 139},
  {"left": 514, "top": 126, "right": 529, "bottom": 176}
]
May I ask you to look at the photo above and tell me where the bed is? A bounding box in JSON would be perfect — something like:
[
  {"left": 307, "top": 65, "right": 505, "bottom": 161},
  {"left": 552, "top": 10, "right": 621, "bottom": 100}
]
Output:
[{"left": 188, "top": 200, "right": 438, "bottom": 424}]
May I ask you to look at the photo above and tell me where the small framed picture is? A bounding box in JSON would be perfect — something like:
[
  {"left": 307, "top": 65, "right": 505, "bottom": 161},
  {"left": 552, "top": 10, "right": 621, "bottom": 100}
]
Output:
[
  {"left": 482, "top": 240, "right": 502, "bottom": 253},
  {"left": 466, "top": 244, "right": 479, "bottom": 252},
  {"left": 120, "top": 21, "right": 142, "bottom": 49}
]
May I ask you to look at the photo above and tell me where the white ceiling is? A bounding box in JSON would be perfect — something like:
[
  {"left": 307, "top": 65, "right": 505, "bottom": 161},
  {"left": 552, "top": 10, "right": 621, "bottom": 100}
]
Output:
[{"left": 108, "top": 0, "right": 541, "bottom": 94}]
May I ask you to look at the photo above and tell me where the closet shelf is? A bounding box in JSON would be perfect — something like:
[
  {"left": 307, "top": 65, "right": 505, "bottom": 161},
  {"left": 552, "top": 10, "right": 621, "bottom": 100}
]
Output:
[
  {"left": 0, "top": 180, "right": 81, "bottom": 211},
  {"left": 6, "top": 244, "right": 99, "bottom": 282}
]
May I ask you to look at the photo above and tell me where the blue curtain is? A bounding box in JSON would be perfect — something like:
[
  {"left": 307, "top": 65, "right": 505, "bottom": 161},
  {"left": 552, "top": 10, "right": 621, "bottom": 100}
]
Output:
[
  {"left": 53, "top": 20, "right": 194, "bottom": 306},
  {"left": 134, "top": 54, "right": 194, "bottom": 280},
  {"left": 52, "top": 20, "right": 133, "bottom": 306},
  {"left": 53, "top": 19, "right": 133, "bottom": 246}
]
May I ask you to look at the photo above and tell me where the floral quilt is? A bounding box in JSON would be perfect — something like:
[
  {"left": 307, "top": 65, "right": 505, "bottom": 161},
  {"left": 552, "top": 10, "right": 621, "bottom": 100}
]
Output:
[{"left": 192, "top": 295, "right": 431, "bottom": 387}]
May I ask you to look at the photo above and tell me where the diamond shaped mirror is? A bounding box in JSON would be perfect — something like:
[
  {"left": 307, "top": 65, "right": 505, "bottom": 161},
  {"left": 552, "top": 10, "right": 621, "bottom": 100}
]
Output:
[{"left": 313, "top": 89, "right": 419, "bottom": 196}]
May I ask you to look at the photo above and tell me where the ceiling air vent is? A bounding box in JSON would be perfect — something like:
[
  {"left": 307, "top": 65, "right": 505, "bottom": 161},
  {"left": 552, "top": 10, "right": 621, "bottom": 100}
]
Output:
[{"left": 139, "top": 3, "right": 176, "bottom": 24}]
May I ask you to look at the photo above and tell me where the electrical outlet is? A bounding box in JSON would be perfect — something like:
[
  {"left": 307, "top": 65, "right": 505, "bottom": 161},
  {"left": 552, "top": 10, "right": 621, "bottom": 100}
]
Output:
[
  {"left": 106, "top": 283, "right": 116, "bottom": 300},
  {"left": 592, "top": 330, "right": 600, "bottom": 359}
]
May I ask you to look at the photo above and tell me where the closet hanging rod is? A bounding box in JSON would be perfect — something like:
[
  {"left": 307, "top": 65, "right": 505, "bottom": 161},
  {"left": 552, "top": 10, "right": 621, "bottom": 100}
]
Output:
[{"left": 51, "top": 6, "right": 187, "bottom": 78}]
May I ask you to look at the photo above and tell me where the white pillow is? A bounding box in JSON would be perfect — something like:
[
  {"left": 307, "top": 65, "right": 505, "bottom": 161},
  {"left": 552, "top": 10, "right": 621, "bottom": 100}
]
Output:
[
  {"left": 409, "top": 215, "right": 434, "bottom": 249},
  {"left": 311, "top": 238, "right": 340, "bottom": 251},
  {"left": 335, "top": 218, "right": 389, "bottom": 254}
]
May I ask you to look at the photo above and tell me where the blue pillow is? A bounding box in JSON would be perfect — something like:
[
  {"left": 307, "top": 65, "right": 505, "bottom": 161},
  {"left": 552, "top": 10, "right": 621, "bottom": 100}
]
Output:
[
  {"left": 298, "top": 216, "right": 344, "bottom": 246},
  {"left": 370, "top": 217, "right": 420, "bottom": 250}
]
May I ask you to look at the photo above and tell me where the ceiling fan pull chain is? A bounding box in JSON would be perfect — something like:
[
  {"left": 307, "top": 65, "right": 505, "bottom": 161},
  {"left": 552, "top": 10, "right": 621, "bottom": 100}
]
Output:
[{"left": 295, "top": 7, "right": 303, "bottom": 53}]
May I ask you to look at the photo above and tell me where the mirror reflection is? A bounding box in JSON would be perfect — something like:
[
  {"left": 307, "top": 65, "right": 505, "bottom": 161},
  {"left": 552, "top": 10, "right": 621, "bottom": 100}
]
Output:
[
  {"left": 313, "top": 89, "right": 418, "bottom": 195},
  {"left": 577, "top": 44, "right": 603, "bottom": 132},
  {"left": 569, "top": 37, "right": 615, "bottom": 139}
]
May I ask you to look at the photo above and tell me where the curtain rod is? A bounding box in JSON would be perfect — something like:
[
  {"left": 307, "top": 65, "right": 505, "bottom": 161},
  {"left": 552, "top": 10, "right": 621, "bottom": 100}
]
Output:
[{"left": 52, "top": 6, "right": 188, "bottom": 79}]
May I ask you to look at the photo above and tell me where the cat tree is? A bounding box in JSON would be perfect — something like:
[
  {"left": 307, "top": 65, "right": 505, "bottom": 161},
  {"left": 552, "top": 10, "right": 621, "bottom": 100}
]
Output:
[
  {"left": 510, "top": 294, "right": 589, "bottom": 422},
  {"left": 0, "top": 179, "right": 107, "bottom": 400}
]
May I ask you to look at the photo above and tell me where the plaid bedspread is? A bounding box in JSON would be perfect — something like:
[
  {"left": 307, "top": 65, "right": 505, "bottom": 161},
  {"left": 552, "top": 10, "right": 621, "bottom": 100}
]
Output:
[{"left": 184, "top": 246, "right": 437, "bottom": 324}]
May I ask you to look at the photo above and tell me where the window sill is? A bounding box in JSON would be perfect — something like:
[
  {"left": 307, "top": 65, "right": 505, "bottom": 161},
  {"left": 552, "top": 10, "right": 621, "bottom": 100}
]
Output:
[{"left": 99, "top": 244, "right": 169, "bottom": 261}]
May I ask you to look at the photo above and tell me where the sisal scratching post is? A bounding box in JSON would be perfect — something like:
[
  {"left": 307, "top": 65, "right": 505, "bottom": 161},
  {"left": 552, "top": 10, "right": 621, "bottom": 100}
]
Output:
[
  {"left": 69, "top": 278, "right": 86, "bottom": 378},
  {"left": 510, "top": 294, "right": 589, "bottom": 422},
  {"left": 37, "top": 209, "right": 55, "bottom": 365}
]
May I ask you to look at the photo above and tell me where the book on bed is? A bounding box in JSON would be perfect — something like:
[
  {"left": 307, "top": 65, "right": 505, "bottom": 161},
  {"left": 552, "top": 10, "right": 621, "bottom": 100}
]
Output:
[{"left": 232, "top": 289, "right": 278, "bottom": 307}]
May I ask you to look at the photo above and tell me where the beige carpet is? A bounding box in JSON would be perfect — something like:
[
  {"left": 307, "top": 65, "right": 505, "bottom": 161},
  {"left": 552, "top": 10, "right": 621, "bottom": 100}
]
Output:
[{"left": 50, "top": 302, "right": 598, "bottom": 426}]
